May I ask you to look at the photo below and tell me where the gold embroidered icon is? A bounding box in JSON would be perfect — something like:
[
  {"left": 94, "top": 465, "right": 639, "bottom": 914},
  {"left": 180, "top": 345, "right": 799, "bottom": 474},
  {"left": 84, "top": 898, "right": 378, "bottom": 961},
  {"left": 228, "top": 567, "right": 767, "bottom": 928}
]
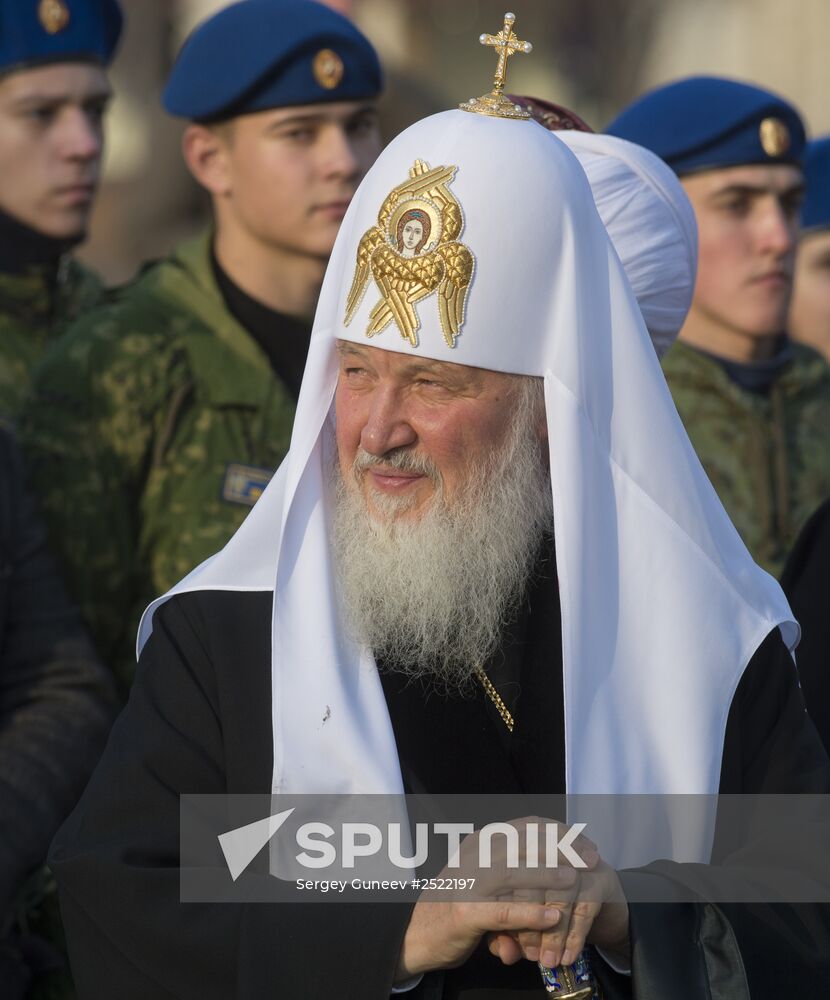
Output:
[
  {"left": 344, "top": 160, "right": 475, "bottom": 348},
  {"left": 759, "top": 117, "right": 790, "bottom": 157},
  {"left": 460, "top": 12, "right": 533, "bottom": 120},
  {"left": 313, "top": 49, "right": 344, "bottom": 90},
  {"left": 38, "top": 0, "right": 70, "bottom": 34}
]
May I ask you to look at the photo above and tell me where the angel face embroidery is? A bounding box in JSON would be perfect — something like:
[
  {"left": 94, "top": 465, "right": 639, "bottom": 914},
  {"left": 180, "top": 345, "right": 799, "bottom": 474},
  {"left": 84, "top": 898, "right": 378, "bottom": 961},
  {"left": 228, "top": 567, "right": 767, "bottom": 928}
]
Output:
[
  {"left": 397, "top": 209, "right": 430, "bottom": 257},
  {"left": 344, "top": 160, "right": 475, "bottom": 348}
]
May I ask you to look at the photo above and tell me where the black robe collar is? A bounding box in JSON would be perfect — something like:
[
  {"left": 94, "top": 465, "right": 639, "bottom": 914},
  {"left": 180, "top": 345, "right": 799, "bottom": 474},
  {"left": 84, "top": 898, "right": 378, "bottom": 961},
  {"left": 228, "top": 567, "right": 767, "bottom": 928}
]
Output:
[
  {"left": 377, "top": 544, "right": 567, "bottom": 997},
  {"left": 378, "top": 541, "right": 565, "bottom": 798}
]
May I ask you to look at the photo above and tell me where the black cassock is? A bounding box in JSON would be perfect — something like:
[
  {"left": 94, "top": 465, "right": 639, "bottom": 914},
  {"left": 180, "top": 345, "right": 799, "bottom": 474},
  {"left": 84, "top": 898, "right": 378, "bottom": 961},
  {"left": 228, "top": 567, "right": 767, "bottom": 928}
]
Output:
[
  {"left": 781, "top": 497, "right": 830, "bottom": 755},
  {"left": 51, "top": 559, "right": 830, "bottom": 999}
]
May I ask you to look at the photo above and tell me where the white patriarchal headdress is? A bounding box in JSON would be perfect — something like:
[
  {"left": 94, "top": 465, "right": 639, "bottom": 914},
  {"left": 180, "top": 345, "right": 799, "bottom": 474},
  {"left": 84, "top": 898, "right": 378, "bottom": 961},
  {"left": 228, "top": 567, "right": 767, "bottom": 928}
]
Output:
[
  {"left": 139, "top": 108, "right": 796, "bottom": 866},
  {"left": 555, "top": 130, "right": 698, "bottom": 358}
]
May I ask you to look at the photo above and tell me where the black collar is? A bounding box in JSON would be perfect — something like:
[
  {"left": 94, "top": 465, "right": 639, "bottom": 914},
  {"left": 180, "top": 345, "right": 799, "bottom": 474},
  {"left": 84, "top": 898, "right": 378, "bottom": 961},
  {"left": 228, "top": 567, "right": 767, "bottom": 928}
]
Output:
[
  {"left": 211, "top": 247, "right": 312, "bottom": 401},
  {"left": 0, "top": 206, "right": 79, "bottom": 275},
  {"left": 698, "top": 336, "right": 793, "bottom": 396}
]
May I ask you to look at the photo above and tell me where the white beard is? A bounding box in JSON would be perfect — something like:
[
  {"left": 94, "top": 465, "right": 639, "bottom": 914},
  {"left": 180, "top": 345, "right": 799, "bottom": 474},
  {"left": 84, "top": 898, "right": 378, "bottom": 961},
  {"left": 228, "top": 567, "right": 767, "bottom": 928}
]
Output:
[{"left": 331, "top": 378, "right": 553, "bottom": 692}]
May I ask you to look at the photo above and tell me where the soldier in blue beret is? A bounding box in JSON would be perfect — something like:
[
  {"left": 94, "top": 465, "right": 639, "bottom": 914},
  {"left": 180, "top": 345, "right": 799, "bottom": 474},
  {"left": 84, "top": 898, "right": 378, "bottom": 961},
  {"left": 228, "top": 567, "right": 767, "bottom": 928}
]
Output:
[
  {"left": 781, "top": 137, "right": 830, "bottom": 755},
  {"left": 608, "top": 76, "right": 830, "bottom": 577},
  {"left": 0, "top": 0, "right": 122, "bottom": 423},
  {"left": 789, "top": 137, "right": 830, "bottom": 364},
  {"left": 21, "top": 0, "right": 383, "bottom": 697},
  {"left": 0, "top": 7, "right": 123, "bottom": 995}
]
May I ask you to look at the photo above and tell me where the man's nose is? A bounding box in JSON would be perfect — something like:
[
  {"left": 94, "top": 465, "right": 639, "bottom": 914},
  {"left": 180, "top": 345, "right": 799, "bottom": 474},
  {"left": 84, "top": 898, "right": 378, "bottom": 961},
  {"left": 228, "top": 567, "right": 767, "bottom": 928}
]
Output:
[
  {"left": 359, "top": 389, "right": 416, "bottom": 457},
  {"left": 60, "top": 107, "right": 103, "bottom": 163},
  {"left": 761, "top": 199, "right": 797, "bottom": 258},
  {"left": 319, "top": 125, "right": 360, "bottom": 182}
]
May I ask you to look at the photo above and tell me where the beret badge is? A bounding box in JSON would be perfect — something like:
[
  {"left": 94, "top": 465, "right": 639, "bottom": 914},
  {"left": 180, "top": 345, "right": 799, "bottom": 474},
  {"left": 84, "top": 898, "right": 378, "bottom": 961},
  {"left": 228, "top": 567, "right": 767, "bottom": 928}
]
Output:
[
  {"left": 344, "top": 159, "right": 475, "bottom": 349},
  {"left": 38, "top": 0, "right": 71, "bottom": 35},
  {"left": 759, "top": 117, "right": 790, "bottom": 157},
  {"left": 313, "top": 48, "right": 344, "bottom": 90}
]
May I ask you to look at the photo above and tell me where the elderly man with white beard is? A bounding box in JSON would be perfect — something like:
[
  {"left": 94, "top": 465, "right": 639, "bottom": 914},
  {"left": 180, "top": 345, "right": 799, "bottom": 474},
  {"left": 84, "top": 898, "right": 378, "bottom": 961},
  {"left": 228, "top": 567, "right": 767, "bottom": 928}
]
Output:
[
  {"left": 48, "top": 17, "right": 830, "bottom": 1000},
  {"left": 332, "top": 357, "right": 551, "bottom": 689}
]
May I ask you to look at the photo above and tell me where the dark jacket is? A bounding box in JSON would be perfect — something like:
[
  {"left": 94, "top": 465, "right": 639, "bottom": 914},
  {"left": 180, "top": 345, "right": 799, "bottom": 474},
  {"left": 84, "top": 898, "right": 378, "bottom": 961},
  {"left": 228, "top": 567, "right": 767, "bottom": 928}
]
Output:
[
  {"left": 780, "top": 496, "right": 830, "bottom": 753},
  {"left": 51, "top": 589, "right": 830, "bottom": 1000},
  {"left": 0, "top": 428, "right": 116, "bottom": 996}
]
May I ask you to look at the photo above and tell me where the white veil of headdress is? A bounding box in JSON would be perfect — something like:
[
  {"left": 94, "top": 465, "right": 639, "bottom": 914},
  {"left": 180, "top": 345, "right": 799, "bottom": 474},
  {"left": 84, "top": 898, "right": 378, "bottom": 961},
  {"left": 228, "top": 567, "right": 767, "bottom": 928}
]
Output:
[
  {"left": 555, "top": 130, "right": 698, "bottom": 359},
  {"left": 138, "top": 110, "right": 796, "bottom": 867}
]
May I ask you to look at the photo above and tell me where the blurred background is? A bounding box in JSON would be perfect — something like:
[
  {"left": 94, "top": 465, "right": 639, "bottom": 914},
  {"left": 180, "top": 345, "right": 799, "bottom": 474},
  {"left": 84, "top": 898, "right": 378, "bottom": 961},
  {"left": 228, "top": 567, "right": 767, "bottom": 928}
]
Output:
[{"left": 80, "top": 0, "right": 830, "bottom": 285}]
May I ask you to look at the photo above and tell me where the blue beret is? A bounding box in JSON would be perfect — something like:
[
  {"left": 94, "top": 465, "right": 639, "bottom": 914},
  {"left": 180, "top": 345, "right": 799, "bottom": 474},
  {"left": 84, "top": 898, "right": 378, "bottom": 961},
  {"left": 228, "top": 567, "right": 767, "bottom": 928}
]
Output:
[
  {"left": 802, "top": 137, "right": 830, "bottom": 233},
  {"left": 0, "top": 0, "right": 122, "bottom": 74},
  {"left": 163, "top": 0, "right": 382, "bottom": 122},
  {"left": 606, "top": 76, "right": 806, "bottom": 176}
]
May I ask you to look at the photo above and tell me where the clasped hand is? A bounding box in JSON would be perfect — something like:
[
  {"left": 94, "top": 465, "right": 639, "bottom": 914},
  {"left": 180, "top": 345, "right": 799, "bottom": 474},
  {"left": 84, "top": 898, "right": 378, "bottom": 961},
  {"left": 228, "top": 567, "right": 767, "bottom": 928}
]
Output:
[{"left": 394, "top": 815, "right": 629, "bottom": 980}]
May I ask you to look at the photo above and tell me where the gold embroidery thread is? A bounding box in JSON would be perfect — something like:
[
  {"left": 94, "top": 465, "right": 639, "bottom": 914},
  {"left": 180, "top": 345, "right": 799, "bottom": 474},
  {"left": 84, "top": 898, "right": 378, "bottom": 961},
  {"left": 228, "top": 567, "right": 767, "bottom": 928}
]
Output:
[{"left": 344, "top": 159, "right": 475, "bottom": 348}]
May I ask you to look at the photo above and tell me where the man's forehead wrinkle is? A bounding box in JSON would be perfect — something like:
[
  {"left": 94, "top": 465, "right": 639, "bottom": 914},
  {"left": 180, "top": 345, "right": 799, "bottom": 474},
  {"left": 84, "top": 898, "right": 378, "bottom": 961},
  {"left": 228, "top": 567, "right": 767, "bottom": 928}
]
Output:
[
  {"left": 267, "top": 112, "right": 327, "bottom": 128},
  {"left": 697, "top": 165, "right": 805, "bottom": 196},
  {"left": 710, "top": 181, "right": 806, "bottom": 198},
  {"left": 336, "top": 342, "right": 369, "bottom": 359},
  {"left": 10, "top": 91, "right": 110, "bottom": 107},
  {"left": 399, "top": 357, "right": 478, "bottom": 381},
  {"left": 335, "top": 342, "right": 481, "bottom": 384},
  {"left": 261, "top": 102, "right": 376, "bottom": 126},
  {"left": 7, "top": 82, "right": 112, "bottom": 106}
]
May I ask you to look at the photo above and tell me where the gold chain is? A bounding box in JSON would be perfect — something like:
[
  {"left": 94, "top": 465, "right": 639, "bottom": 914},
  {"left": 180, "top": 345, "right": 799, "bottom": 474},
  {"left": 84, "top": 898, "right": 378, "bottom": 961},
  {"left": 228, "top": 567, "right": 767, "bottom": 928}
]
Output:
[{"left": 474, "top": 666, "right": 515, "bottom": 733}]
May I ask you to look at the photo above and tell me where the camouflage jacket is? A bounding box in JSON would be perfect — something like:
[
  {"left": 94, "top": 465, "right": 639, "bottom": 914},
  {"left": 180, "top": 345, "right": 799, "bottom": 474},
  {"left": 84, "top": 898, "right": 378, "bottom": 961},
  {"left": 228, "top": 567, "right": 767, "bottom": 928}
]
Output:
[
  {"left": 0, "top": 258, "right": 101, "bottom": 424},
  {"left": 662, "top": 340, "right": 830, "bottom": 576},
  {"left": 20, "top": 232, "right": 297, "bottom": 693}
]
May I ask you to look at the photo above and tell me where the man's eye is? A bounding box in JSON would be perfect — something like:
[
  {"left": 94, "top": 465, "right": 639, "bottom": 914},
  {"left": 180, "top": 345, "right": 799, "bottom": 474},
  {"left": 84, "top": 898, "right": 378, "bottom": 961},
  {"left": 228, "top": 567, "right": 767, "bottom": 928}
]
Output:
[
  {"left": 85, "top": 101, "right": 109, "bottom": 124},
  {"left": 27, "top": 107, "right": 56, "bottom": 124},
  {"left": 720, "top": 198, "right": 750, "bottom": 217},
  {"left": 348, "top": 116, "right": 377, "bottom": 136},
  {"left": 283, "top": 127, "right": 315, "bottom": 142},
  {"left": 782, "top": 194, "right": 804, "bottom": 217}
]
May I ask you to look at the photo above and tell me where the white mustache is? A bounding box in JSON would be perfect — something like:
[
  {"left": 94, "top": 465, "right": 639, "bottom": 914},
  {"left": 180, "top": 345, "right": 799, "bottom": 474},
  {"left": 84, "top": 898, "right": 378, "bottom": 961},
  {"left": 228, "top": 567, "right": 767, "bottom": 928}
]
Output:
[{"left": 352, "top": 447, "right": 442, "bottom": 483}]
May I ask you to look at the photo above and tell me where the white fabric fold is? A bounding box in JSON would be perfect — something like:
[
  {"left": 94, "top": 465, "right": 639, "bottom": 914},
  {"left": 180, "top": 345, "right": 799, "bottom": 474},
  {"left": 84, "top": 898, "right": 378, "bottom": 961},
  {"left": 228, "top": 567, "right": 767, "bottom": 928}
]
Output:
[
  {"left": 138, "top": 110, "right": 796, "bottom": 868},
  {"left": 556, "top": 130, "right": 698, "bottom": 358}
]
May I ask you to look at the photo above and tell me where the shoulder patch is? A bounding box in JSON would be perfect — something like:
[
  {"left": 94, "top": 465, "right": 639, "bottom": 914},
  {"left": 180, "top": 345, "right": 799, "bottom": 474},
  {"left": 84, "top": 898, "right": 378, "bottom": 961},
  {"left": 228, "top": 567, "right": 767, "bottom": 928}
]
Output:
[{"left": 221, "top": 463, "right": 273, "bottom": 507}]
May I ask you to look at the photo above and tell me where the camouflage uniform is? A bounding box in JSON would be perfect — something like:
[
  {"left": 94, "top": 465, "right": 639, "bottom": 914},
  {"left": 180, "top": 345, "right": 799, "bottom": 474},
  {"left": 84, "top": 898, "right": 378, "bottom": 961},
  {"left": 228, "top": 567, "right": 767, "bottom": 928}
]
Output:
[
  {"left": 20, "top": 232, "right": 296, "bottom": 693},
  {"left": 662, "top": 339, "right": 830, "bottom": 576},
  {"left": 0, "top": 259, "right": 101, "bottom": 424}
]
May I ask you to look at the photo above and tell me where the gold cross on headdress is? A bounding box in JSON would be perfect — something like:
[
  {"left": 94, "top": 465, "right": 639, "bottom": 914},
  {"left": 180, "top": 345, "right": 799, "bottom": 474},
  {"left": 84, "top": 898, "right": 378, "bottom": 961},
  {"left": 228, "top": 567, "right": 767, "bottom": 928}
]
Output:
[
  {"left": 460, "top": 12, "right": 533, "bottom": 120},
  {"left": 481, "top": 13, "right": 532, "bottom": 95}
]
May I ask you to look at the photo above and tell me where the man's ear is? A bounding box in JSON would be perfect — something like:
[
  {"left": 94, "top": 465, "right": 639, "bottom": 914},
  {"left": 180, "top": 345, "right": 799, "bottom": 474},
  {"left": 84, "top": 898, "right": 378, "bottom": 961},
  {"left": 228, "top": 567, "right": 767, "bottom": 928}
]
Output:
[{"left": 181, "top": 124, "right": 232, "bottom": 197}]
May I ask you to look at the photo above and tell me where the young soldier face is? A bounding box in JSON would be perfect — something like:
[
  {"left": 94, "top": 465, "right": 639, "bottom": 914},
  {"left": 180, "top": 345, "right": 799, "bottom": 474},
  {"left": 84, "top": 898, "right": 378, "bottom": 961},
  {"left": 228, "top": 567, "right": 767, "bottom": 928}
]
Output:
[
  {"left": 334, "top": 341, "right": 533, "bottom": 523},
  {"left": 212, "top": 100, "right": 381, "bottom": 262},
  {"left": 0, "top": 63, "right": 111, "bottom": 239},
  {"left": 681, "top": 164, "right": 804, "bottom": 344},
  {"left": 788, "top": 229, "right": 830, "bottom": 363}
]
